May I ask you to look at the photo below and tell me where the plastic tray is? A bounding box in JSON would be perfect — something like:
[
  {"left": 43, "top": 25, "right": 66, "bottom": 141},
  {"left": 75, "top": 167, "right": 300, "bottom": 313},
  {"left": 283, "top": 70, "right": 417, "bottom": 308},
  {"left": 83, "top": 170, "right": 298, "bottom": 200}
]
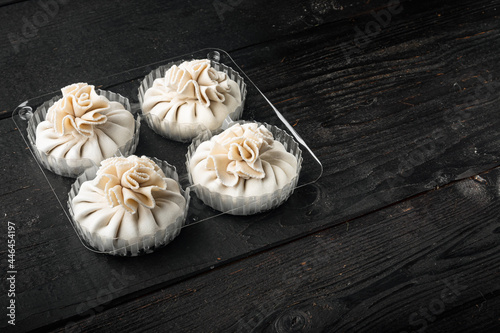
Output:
[{"left": 12, "top": 48, "right": 323, "bottom": 255}]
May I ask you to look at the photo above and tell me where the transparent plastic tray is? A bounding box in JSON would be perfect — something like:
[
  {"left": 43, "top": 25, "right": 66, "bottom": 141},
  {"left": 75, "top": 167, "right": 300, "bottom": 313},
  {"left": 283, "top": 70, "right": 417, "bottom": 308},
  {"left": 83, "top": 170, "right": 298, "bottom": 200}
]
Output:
[{"left": 12, "top": 48, "right": 323, "bottom": 256}]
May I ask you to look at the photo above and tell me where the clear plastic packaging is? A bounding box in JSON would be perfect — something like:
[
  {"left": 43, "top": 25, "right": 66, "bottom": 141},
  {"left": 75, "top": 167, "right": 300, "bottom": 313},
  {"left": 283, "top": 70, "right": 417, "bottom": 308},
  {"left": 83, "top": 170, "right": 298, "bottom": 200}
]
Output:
[
  {"left": 26, "top": 89, "right": 140, "bottom": 178},
  {"left": 12, "top": 48, "right": 323, "bottom": 256},
  {"left": 186, "top": 121, "right": 302, "bottom": 215},
  {"left": 67, "top": 157, "right": 190, "bottom": 256},
  {"left": 138, "top": 60, "right": 247, "bottom": 142}
]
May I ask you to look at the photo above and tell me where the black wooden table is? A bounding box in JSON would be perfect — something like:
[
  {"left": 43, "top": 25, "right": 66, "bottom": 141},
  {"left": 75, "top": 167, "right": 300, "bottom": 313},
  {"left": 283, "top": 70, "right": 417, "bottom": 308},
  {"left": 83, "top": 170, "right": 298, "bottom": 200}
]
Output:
[{"left": 1, "top": 0, "right": 500, "bottom": 332}]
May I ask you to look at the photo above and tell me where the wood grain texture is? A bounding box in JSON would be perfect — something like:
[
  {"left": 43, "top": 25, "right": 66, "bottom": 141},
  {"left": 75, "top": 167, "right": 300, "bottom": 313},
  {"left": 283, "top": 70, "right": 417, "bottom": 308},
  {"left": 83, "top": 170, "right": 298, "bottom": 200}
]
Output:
[
  {"left": 0, "top": 0, "right": 398, "bottom": 118},
  {"left": 0, "top": 0, "right": 500, "bottom": 331},
  {"left": 48, "top": 167, "right": 500, "bottom": 332}
]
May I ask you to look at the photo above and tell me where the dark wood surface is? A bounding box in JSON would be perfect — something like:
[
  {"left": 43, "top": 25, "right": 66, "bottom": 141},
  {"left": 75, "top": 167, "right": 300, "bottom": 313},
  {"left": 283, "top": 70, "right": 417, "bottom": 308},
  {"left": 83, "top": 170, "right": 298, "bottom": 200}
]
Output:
[{"left": 1, "top": 0, "right": 500, "bottom": 332}]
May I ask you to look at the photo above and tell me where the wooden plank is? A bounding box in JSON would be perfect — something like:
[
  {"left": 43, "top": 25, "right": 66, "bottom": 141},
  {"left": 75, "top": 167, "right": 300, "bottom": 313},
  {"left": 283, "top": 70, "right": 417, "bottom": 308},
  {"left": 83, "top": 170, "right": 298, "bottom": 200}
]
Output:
[
  {"left": 0, "top": 0, "right": 399, "bottom": 119},
  {"left": 47, "top": 166, "right": 500, "bottom": 332},
  {"left": 226, "top": 0, "right": 500, "bottom": 225},
  {"left": 1, "top": 114, "right": 333, "bottom": 332},
  {"left": 1, "top": 0, "right": 500, "bottom": 331}
]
